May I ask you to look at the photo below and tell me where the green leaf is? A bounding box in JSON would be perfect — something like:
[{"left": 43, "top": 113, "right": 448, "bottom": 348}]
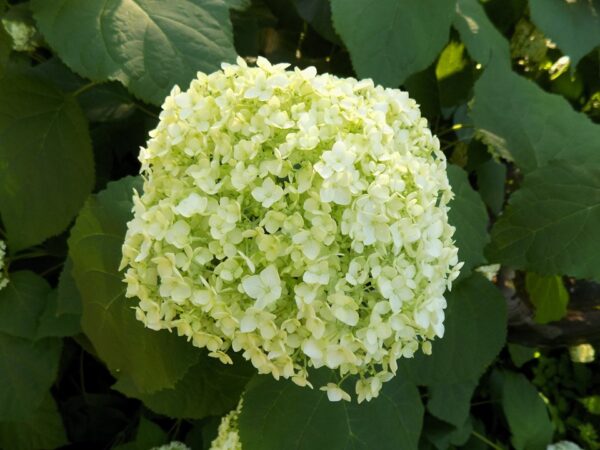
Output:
[
  {"left": 476, "top": 158, "right": 506, "bottom": 215},
  {"left": 55, "top": 258, "right": 82, "bottom": 316},
  {"left": 435, "top": 40, "right": 474, "bottom": 108},
  {"left": 487, "top": 161, "right": 600, "bottom": 281},
  {"left": 293, "top": 0, "right": 340, "bottom": 44},
  {"left": 447, "top": 165, "right": 489, "bottom": 277},
  {"left": 427, "top": 380, "right": 477, "bottom": 427},
  {"left": 529, "top": 0, "right": 600, "bottom": 67},
  {"left": 0, "top": 394, "right": 68, "bottom": 450},
  {"left": 581, "top": 395, "right": 600, "bottom": 415},
  {"left": 29, "top": 57, "right": 85, "bottom": 93},
  {"left": 36, "top": 257, "right": 83, "bottom": 338},
  {"left": 239, "top": 371, "right": 423, "bottom": 450},
  {"left": 330, "top": 0, "right": 455, "bottom": 87},
  {"left": 453, "top": 0, "right": 510, "bottom": 66},
  {"left": 423, "top": 415, "right": 473, "bottom": 449},
  {"left": 78, "top": 82, "right": 137, "bottom": 123},
  {"left": 498, "top": 371, "right": 553, "bottom": 450},
  {"left": 31, "top": 0, "right": 237, "bottom": 105},
  {"left": 225, "top": 0, "right": 251, "bottom": 11},
  {"left": 470, "top": 61, "right": 600, "bottom": 173},
  {"left": 525, "top": 273, "right": 569, "bottom": 324},
  {"left": 133, "top": 418, "right": 167, "bottom": 449},
  {"left": 398, "top": 274, "right": 507, "bottom": 385},
  {"left": 508, "top": 343, "right": 536, "bottom": 368},
  {"left": 436, "top": 42, "right": 467, "bottom": 80},
  {"left": 0, "top": 72, "right": 94, "bottom": 251},
  {"left": 0, "top": 333, "right": 62, "bottom": 421},
  {"left": 114, "top": 353, "right": 253, "bottom": 419},
  {"left": 404, "top": 64, "right": 440, "bottom": 121},
  {"left": 68, "top": 177, "right": 199, "bottom": 393},
  {"left": 37, "top": 289, "right": 81, "bottom": 339},
  {"left": 0, "top": 271, "right": 49, "bottom": 339}
]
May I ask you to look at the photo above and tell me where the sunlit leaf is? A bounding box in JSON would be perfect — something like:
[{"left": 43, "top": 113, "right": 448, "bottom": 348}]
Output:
[{"left": 32, "top": 0, "right": 237, "bottom": 104}]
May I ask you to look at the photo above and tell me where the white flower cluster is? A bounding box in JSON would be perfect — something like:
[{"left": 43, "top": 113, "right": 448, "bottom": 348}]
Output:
[
  {"left": 121, "top": 57, "right": 461, "bottom": 401},
  {"left": 0, "top": 240, "right": 8, "bottom": 291},
  {"left": 547, "top": 442, "right": 583, "bottom": 450},
  {"left": 209, "top": 401, "right": 243, "bottom": 450},
  {"left": 150, "top": 442, "right": 190, "bottom": 450}
]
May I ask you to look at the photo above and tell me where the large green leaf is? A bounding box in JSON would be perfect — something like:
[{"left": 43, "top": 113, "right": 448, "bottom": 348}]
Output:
[
  {"left": 330, "top": 0, "right": 455, "bottom": 87},
  {"left": 0, "top": 394, "right": 68, "bottom": 450},
  {"left": 498, "top": 371, "right": 553, "bottom": 450},
  {"left": 398, "top": 274, "right": 507, "bottom": 385},
  {"left": 37, "top": 290, "right": 81, "bottom": 339},
  {"left": 487, "top": 161, "right": 600, "bottom": 281},
  {"left": 529, "top": 0, "right": 600, "bottom": 67},
  {"left": 0, "top": 333, "right": 62, "bottom": 421},
  {"left": 55, "top": 258, "right": 82, "bottom": 317},
  {"left": 37, "top": 258, "right": 82, "bottom": 338},
  {"left": 447, "top": 165, "right": 489, "bottom": 278},
  {"left": 427, "top": 380, "right": 477, "bottom": 428},
  {"left": 525, "top": 273, "right": 569, "bottom": 324},
  {"left": 453, "top": 0, "right": 510, "bottom": 66},
  {"left": 114, "top": 353, "right": 253, "bottom": 419},
  {"left": 239, "top": 371, "right": 423, "bottom": 450},
  {"left": 0, "top": 267, "right": 80, "bottom": 340},
  {"left": 31, "top": 0, "right": 237, "bottom": 105},
  {"left": 0, "top": 72, "right": 94, "bottom": 251},
  {"left": 470, "top": 61, "right": 600, "bottom": 173},
  {"left": 476, "top": 158, "right": 506, "bottom": 215},
  {"left": 68, "top": 177, "right": 199, "bottom": 393},
  {"left": 0, "top": 271, "right": 49, "bottom": 340}
]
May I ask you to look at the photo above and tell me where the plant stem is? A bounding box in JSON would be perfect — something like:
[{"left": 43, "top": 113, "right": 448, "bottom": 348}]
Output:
[
  {"left": 72, "top": 81, "right": 99, "bottom": 97},
  {"left": 471, "top": 430, "right": 504, "bottom": 450},
  {"left": 436, "top": 123, "right": 474, "bottom": 137},
  {"left": 135, "top": 103, "right": 159, "bottom": 119}
]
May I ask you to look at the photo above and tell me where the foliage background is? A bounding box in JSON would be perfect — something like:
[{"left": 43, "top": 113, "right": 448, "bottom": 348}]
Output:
[{"left": 0, "top": 0, "right": 599, "bottom": 449}]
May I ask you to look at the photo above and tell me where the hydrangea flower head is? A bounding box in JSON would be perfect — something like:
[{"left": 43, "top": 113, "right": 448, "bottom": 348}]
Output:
[
  {"left": 151, "top": 442, "right": 191, "bottom": 450},
  {"left": 209, "top": 400, "right": 243, "bottom": 450},
  {"left": 547, "top": 442, "right": 584, "bottom": 450},
  {"left": 121, "top": 57, "right": 461, "bottom": 401}
]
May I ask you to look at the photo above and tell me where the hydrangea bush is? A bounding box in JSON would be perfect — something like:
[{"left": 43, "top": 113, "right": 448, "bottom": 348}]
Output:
[
  {"left": 121, "top": 57, "right": 461, "bottom": 401},
  {"left": 2, "top": 0, "right": 598, "bottom": 447}
]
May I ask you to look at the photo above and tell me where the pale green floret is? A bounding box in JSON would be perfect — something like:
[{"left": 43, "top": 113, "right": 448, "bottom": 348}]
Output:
[
  {"left": 121, "top": 56, "right": 462, "bottom": 402},
  {"left": 0, "top": 240, "right": 8, "bottom": 291},
  {"left": 209, "top": 400, "right": 243, "bottom": 450},
  {"left": 547, "top": 442, "right": 584, "bottom": 450},
  {"left": 150, "top": 442, "right": 191, "bottom": 450}
]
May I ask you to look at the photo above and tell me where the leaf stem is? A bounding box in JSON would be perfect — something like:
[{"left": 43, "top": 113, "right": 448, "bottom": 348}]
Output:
[
  {"left": 134, "top": 103, "right": 159, "bottom": 119},
  {"left": 72, "top": 81, "right": 99, "bottom": 97},
  {"left": 39, "top": 261, "right": 64, "bottom": 277},
  {"left": 471, "top": 430, "right": 504, "bottom": 450},
  {"left": 8, "top": 250, "right": 52, "bottom": 262},
  {"left": 436, "top": 123, "right": 474, "bottom": 137}
]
